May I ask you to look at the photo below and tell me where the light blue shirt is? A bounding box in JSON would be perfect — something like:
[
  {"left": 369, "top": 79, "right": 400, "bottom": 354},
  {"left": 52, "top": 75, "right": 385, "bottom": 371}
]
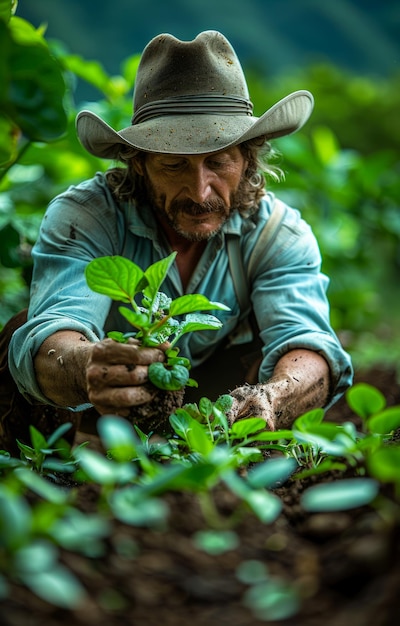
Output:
[{"left": 9, "top": 172, "right": 353, "bottom": 408}]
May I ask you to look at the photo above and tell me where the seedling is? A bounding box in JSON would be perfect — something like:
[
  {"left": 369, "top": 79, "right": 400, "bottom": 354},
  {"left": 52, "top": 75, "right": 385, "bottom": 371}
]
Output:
[{"left": 85, "top": 252, "right": 230, "bottom": 390}]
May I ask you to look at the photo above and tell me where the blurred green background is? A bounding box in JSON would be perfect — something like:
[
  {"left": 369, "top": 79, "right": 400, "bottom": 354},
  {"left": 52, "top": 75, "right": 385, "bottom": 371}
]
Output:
[{"left": 0, "top": 0, "right": 399, "bottom": 373}]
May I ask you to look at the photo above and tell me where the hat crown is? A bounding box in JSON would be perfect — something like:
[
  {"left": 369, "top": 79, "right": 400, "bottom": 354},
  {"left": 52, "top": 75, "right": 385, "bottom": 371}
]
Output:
[{"left": 133, "top": 31, "right": 250, "bottom": 115}]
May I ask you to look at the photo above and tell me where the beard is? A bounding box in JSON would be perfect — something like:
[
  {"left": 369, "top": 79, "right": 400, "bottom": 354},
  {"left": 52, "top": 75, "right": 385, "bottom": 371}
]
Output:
[
  {"left": 142, "top": 172, "right": 242, "bottom": 242},
  {"left": 158, "top": 197, "right": 229, "bottom": 241}
]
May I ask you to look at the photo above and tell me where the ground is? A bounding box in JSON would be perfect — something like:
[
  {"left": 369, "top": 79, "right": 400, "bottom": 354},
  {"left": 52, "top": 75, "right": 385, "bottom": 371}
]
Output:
[{"left": 2, "top": 366, "right": 400, "bottom": 626}]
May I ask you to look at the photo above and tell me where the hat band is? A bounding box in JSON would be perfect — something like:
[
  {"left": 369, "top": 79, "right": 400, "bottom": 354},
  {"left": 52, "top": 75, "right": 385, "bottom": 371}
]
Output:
[{"left": 132, "top": 93, "right": 254, "bottom": 125}]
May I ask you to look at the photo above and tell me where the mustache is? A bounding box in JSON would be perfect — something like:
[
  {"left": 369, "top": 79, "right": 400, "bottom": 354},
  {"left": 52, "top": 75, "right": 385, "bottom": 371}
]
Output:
[{"left": 170, "top": 198, "right": 227, "bottom": 216}]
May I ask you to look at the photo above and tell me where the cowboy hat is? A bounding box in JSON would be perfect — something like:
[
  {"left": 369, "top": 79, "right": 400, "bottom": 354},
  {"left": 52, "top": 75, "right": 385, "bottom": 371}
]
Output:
[{"left": 76, "top": 30, "right": 314, "bottom": 158}]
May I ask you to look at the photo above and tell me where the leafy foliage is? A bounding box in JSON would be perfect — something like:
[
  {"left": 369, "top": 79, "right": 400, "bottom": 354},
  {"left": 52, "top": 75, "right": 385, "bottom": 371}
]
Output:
[
  {"left": 0, "top": 382, "right": 399, "bottom": 617},
  {"left": 85, "top": 252, "right": 230, "bottom": 390}
]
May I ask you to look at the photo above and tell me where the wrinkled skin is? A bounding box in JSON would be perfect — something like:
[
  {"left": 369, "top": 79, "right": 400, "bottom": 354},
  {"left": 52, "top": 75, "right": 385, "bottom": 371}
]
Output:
[
  {"left": 226, "top": 349, "right": 331, "bottom": 430},
  {"left": 34, "top": 331, "right": 168, "bottom": 417},
  {"left": 86, "top": 337, "right": 168, "bottom": 416}
]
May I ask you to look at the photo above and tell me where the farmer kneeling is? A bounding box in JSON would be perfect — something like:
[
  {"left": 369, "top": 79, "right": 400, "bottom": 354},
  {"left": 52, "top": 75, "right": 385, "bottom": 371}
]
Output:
[{"left": 0, "top": 31, "right": 353, "bottom": 453}]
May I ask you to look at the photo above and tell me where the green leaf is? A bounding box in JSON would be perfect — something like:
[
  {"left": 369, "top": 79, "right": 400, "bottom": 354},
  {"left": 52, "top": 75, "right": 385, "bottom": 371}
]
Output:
[
  {"left": 0, "top": 0, "right": 12, "bottom": 23},
  {"left": 249, "top": 429, "right": 293, "bottom": 441},
  {"left": 346, "top": 383, "right": 386, "bottom": 419},
  {"left": 245, "top": 489, "right": 282, "bottom": 523},
  {"left": 107, "top": 331, "right": 129, "bottom": 343},
  {"left": 295, "top": 459, "right": 347, "bottom": 480},
  {"left": 85, "top": 256, "right": 144, "bottom": 302},
  {"left": 243, "top": 579, "right": 300, "bottom": 621},
  {"left": 169, "top": 293, "right": 230, "bottom": 316},
  {"left": 301, "top": 478, "right": 379, "bottom": 512},
  {"left": 8, "top": 16, "right": 47, "bottom": 47},
  {"left": 312, "top": 125, "right": 340, "bottom": 165},
  {"left": 0, "top": 487, "right": 32, "bottom": 548},
  {"left": 230, "top": 417, "right": 266, "bottom": 438},
  {"left": 367, "top": 446, "right": 400, "bottom": 486},
  {"left": 109, "top": 488, "right": 168, "bottom": 528},
  {"left": 29, "top": 424, "right": 47, "bottom": 452},
  {"left": 175, "top": 313, "right": 223, "bottom": 337},
  {"left": 62, "top": 54, "right": 126, "bottom": 100},
  {"left": 214, "top": 394, "right": 234, "bottom": 414},
  {"left": 46, "top": 422, "right": 73, "bottom": 447},
  {"left": 0, "top": 113, "right": 18, "bottom": 167},
  {"left": 118, "top": 306, "right": 149, "bottom": 329},
  {"left": 169, "top": 409, "right": 214, "bottom": 455},
  {"left": 0, "top": 223, "right": 20, "bottom": 267},
  {"left": 137, "top": 462, "right": 215, "bottom": 496},
  {"left": 199, "top": 397, "right": 213, "bottom": 417},
  {"left": 236, "top": 560, "right": 269, "bottom": 584},
  {"left": 148, "top": 362, "right": 189, "bottom": 390},
  {"left": 143, "top": 252, "right": 177, "bottom": 300},
  {"left": 21, "top": 564, "right": 86, "bottom": 608},
  {"left": 14, "top": 540, "right": 58, "bottom": 574},
  {"left": 223, "top": 470, "right": 282, "bottom": 523},
  {"left": 13, "top": 467, "right": 69, "bottom": 504},
  {"left": 367, "top": 406, "right": 400, "bottom": 435},
  {"left": 97, "top": 415, "right": 140, "bottom": 462},
  {"left": 0, "top": 451, "right": 23, "bottom": 469},
  {"left": 292, "top": 422, "right": 355, "bottom": 456},
  {"left": 74, "top": 448, "right": 136, "bottom": 485},
  {"left": 292, "top": 408, "right": 325, "bottom": 433},
  {"left": 193, "top": 530, "right": 239, "bottom": 555},
  {"left": 247, "top": 457, "right": 298, "bottom": 489},
  {"left": 211, "top": 406, "right": 229, "bottom": 431},
  {"left": 3, "top": 20, "right": 68, "bottom": 141},
  {"left": 50, "top": 510, "right": 110, "bottom": 555}
]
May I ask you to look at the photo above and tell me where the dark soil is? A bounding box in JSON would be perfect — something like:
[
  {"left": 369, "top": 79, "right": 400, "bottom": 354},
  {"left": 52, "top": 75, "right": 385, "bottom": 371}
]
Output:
[{"left": 2, "top": 366, "right": 400, "bottom": 626}]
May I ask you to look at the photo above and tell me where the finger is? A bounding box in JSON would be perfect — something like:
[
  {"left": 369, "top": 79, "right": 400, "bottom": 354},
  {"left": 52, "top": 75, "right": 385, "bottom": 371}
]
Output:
[
  {"left": 90, "top": 384, "right": 157, "bottom": 413},
  {"left": 87, "top": 363, "right": 150, "bottom": 388},
  {"left": 90, "top": 339, "right": 165, "bottom": 366}
]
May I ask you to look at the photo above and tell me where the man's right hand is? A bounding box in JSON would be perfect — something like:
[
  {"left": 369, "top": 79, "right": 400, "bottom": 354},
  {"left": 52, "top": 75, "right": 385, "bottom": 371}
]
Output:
[
  {"left": 86, "top": 337, "right": 166, "bottom": 416},
  {"left": 34, "top": 331, "right": 167, "bottom": 415}
]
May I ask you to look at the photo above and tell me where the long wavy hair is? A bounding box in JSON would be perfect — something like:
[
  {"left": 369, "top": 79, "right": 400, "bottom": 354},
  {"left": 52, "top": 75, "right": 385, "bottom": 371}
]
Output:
[{"left": 105, "top": 136, "right": 283, "bottom": 216}]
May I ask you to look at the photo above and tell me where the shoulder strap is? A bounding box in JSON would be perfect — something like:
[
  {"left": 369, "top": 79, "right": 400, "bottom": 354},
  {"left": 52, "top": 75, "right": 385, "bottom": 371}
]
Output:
[
  {"left": 247, "top": 197, "right": 286, "bottom": 279},
  {"left": 226, "top": 196, "right": 286, "bottom": 316},
  {"left": 226, "top": 231, "right": 249, "bottom": 315}
]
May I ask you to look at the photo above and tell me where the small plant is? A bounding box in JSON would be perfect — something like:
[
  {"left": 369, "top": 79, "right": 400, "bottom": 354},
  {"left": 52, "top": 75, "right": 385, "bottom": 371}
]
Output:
[
  {"left": 85, "top": 252, "right": 230, "bottom": 391},
  {"left": 16, "top": 422, "right": 77, "bottom": 475}
]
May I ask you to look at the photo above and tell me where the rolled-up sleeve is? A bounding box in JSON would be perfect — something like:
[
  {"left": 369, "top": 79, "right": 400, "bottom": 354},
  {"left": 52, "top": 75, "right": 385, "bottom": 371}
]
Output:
[
  {"left": 8, "top": 174, "right": 123, "bottom": 404},
  {"left": 251, "top": 204, "right": 353, "bottom": 406}
]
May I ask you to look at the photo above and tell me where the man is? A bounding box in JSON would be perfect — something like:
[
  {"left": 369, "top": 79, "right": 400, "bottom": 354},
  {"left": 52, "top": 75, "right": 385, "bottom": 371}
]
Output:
[{"left": 2, "top": 31, "right": 352, "bottom": 451}]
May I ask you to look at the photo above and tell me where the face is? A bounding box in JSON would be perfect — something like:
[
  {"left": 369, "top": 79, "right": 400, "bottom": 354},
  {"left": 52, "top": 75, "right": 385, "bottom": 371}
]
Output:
[{"left": 136, "top": 147, "right": 247, "bottom": 241}]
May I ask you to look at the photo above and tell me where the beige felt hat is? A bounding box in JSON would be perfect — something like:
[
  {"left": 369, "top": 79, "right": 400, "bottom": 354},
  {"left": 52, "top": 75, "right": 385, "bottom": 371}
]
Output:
[{"left": 76, "top": 30, "right": 314, "bottom": 158}]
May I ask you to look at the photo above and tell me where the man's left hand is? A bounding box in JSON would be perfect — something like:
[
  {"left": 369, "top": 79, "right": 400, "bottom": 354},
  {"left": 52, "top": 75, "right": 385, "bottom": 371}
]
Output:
[{"left": 226, "top": 349, "right": 331, "bottom": 430}]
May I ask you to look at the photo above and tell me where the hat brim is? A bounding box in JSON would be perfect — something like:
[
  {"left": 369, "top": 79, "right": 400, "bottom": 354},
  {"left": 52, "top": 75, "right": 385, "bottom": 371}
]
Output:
[{"left": 76, "top": 90, "right": 314, "bottom": 159}]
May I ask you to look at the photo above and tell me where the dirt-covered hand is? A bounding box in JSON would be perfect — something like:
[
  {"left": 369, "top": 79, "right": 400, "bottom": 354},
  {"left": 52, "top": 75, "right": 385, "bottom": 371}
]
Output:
[
  {"left": 226, "top": 383, "right": 277, "bottom": 430},
  {"left": 86, "top": 337, "right": 167, "bottom": 416},
  {"left": 226, "top": 349, "right": 331, "bottom": 430}
]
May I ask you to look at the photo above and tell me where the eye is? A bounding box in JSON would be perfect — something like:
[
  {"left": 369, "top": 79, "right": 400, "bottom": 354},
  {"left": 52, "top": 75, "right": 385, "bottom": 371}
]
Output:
[
  {"left": 206, "top": 157, "right": 228, "bottom": 170},
  {"left": 162, "top": 161, "right": 184, "bottom": 171}
]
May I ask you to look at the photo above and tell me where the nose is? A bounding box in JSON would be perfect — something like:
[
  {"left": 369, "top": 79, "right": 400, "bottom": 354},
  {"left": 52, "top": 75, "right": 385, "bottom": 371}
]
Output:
[{"left": 183, "top": 163, "right": 212, "bottom": 204}]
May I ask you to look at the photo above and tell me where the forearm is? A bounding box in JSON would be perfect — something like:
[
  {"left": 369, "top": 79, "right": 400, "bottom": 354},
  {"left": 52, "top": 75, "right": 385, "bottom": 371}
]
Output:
[
  {"left": 228, "top": 349, "right": 331, "bottom": 429},
  {"left": 34, "top": 330, "right": 93, "bottom": 407},
  {"left": 34, "top": 331, "right": 167, "bottom": 414},
  {"left": 262, "top": 349, "right": 331, "bottom": 428}
]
